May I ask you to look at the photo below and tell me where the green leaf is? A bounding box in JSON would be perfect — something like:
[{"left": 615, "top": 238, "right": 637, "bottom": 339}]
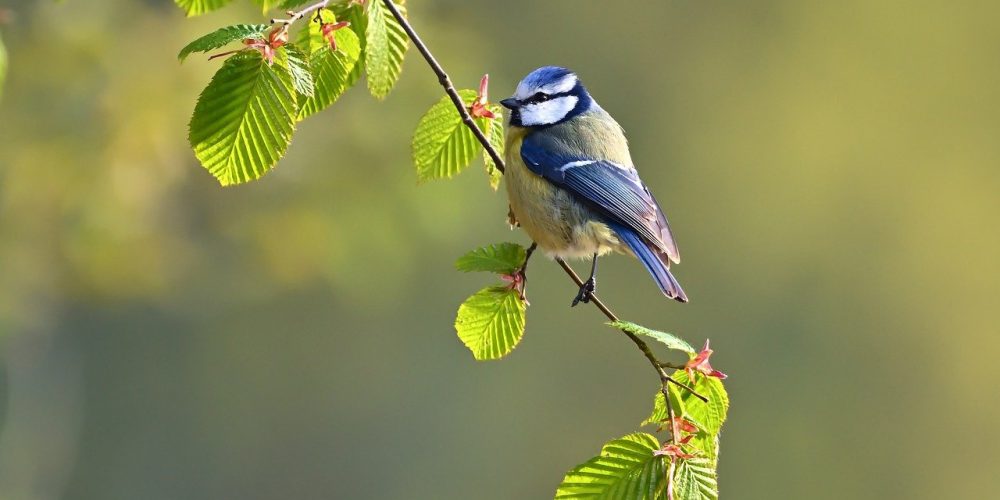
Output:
[
  {"left": 279, "top": 0, "right": 313, "bottom": 8},
  {"left": 610, "top": 320, "right": 696, "bottom": 355},
  {"left": 455, "top": 286, "right": 526, "bottom": 360},
  {"left": 645, "top": 370, "right": 729, "bottom": 463},
  {"left": 642, "top": 384, "right": 687, "bottom": 427},
  {"left": 413, "top": 89, "right": 497, "bottom": 182},
  {"left": 674, "top": 458, "right": 719, "bottom": 500},
  {"left": 251, "top": 0, "right": 278, "bottom": 14},
  {"left": 555, "top": 433, "right": 666, "bottom": 499},
  {"left": 284, "top": 44, "right": 315, "bottom": 97},
  {"left": 188, "top": 50, "right": 298, "bottom": 186},
  {"left": 328, "top": 2, "right": 367, "bottom": 87},
  {"left": 178, "top": 24, "right": 269, "bottom": 62},
  {"left": 364, "top": 0, "right": 408, "bottom": 99},
  {"left": 174, "top": 0, "right": 235, "bottom": 17},
  {"left": 455, "top": 243, "right": 526, "bottom": 275},
  {"left": 483, "top": 113, "right": 505, "bottom": 190},
  {"left": 296, "top": 10, "right": 362, "bottom": 120}
]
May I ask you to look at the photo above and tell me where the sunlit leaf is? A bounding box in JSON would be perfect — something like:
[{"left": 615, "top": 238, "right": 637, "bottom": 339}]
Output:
[
  {"left": 284, "top": 44, "right": 315, "bottom": 97},
  {"left": 555, "top": 433, "right": 666, "bottom": 499},
  {"left": 413, "top": 89, "right": 496, "bottom": 182},
  {"left": 279, "top": 0, "right": 313, "bottom": 8},
  {"left": 328, "top": 2, "right": 367, "bottom": 87},
  {"left": 174, "top": 0, "right": 235, "bottom": 17},
  {"left": 673, "top": 458, "right": 719, "bottom": 500},
  {"left": 455, "top": 243, "right": 526, "bottom": 275},
  {"left": 610, "top": 320, "right": 696, "bottom": 355},
  {"left": 251, "top": 0, "right": 278, "bottom": 14},
  {"left": 455, "top": 286, "right": 526, "bottom": 360},
  {"left": 188, "top": 50, "right": 297, "bottom": 186},
  {"left": 645, "top": 369, "right": 729, "bottom": 463},
  {"left": 296, "top": 9, "right": 362, "bottom": 120},
  {"left": 178, "top": 24, "right": 269, "bottom": 62},
  {"left": 483, "top": 113, "right": 505, "bottom": 190},
  {"left": 642, "top": 383, "right": 687, "bottom": 427},
  {"left": 364, "top": 0, "right": 408, "bottom": 99}
]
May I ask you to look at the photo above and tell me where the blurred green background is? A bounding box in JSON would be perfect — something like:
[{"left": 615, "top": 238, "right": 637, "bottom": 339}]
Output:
[{"left": 1, "top": 0, "right": 998, "bottom": 498}]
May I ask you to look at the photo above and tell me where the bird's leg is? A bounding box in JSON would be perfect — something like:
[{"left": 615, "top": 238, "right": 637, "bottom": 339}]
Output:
[
  {"left": 572, "top": 253, "right": 599, "bottom": 307},
  {"left": 508, "top": 242, "right": 537, "bottom": 304}
]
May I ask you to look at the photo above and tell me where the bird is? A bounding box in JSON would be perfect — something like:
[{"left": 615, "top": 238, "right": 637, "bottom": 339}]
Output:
[{"left": 499, "top": 66, "right": 687, "bottom": 305}]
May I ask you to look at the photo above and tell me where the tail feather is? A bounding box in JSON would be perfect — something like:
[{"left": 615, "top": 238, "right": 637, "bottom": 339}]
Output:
[{"left": 609, "top": 222, "right": 688, "bottom": 302}]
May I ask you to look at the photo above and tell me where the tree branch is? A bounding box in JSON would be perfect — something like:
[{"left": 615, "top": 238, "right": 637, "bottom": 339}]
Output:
[
  {"left": 380, "top": 0, "right": 706, "bottom": 404},
  {"left": 270, "top": 0, "right": 333, "bottom": 38},
  {"left": 380, "top": 0, "right": 505, "bottom": 171}
]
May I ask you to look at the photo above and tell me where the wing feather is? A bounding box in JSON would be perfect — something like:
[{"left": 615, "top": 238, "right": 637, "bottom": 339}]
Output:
[{"left": 520, "top": 135, "right": 680, "bottom": 263}]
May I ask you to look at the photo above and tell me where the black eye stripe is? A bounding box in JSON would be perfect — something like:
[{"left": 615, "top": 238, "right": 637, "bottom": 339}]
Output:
[
  {"left": 525, "top": 92, "right": 549, "bottom": 104},
  {"left": 524, "top": 90, "right": 572, "bottom": 105}
]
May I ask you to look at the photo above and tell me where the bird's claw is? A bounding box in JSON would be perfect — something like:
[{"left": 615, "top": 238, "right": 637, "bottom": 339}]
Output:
[{"left": 571, "top": 277, "right": 596, "bottom": 307}]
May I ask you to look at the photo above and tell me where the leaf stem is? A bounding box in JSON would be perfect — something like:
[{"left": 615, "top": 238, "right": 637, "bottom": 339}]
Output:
[{"left": 379, "top": 0, "right": 706, "bottom": 404}]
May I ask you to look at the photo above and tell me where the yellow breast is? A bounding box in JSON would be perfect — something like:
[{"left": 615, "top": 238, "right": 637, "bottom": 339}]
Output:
[{"left": 503, "top": 126, "right": 620, "bottom": 258}]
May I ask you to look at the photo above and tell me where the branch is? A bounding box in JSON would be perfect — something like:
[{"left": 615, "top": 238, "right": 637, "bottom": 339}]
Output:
[
  {"left": 556, "top": 258, "right": 706, "bottom": 402},
  {"left": 272, "top": 0, "right": 332, "bottom": 26},
  {"left": 381, "top": 0, "right": 505, "bottom": 171},
  {"left": 379, "top": 0, "right": 706, "bottom": 404}
]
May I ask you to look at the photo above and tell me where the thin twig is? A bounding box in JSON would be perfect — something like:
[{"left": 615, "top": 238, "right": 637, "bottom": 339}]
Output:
[
  {"left": 662, "top": 381, "right": 678, "bottom": 497},
  {"left": 380, "top": 0, "right": 706, "bottom": 404},
  {"left": 381, "top": 0, "right": 505, "bottom": 171},
  {"left": 275, "top": 0, "right": 332, "bottom": 27},
  {"left": 558, "top": 258, "right": 707, "bottom": 403}
]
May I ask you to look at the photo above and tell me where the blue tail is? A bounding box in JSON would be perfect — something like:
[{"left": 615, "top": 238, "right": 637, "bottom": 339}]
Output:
[{"left": 609, "top": 222, "right": 688, "bottom": 302}]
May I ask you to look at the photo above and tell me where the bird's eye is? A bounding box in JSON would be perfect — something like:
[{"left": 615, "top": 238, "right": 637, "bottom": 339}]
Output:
[{"left": 529, "top": 92, "right": 550, "bottom": 103}]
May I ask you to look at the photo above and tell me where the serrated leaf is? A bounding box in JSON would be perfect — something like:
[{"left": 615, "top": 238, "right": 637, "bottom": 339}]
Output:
[
  {"left": 610, "top": 321, "right": 696, "bottom": 355},
  {"left": 646, "top": 370, "right": 729, "bottom": 463},
  {"left": 328, "top": 2, "right": 367, "bottom": 86},
  {"left": 413, "top": 89, "right": 496, "bottom": 182},
  {"left": 284, "top": 44, "right": 315, "bottom": 97},
  {"left": 174, "top": 0, "right": 235, "bottom": 17},
  {"left": 483, "top": 112, "right": 505, "bottom": 190},
  {"left": 455, "top": 286, "right": 526, "bottom": 360},
  {"left": 178, "top": 24, "right": 269, "bottom": 62},
  {"left": 188, "top": 50, "right": 297, "bottom": 186},
  {"left": 455, "top": 243, "right": 526, "bottom": 274},
  {"left": 642, "top": 383, "right": 687, "bottom": 427},
  {"left": 365, "top": 0, "right": 408, "bottom": 99},
  {"left": 296, "top": 10, "right": 362, "bottom": 120},
  {"left": 674, "top": 458, "right": 719, "bottom": 500},
  {"left": 555, "top": 433, "right": 666, "bottom": 499}
]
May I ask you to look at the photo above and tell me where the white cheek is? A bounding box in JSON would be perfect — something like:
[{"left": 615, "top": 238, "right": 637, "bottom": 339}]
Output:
[{"left": 519, "top": 96, "right": 579, "bottom": 126}]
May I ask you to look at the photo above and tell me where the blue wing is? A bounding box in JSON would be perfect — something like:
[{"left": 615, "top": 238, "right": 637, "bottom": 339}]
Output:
[{"left": 520, "top": 134, "right": 680, "bottom": 264}]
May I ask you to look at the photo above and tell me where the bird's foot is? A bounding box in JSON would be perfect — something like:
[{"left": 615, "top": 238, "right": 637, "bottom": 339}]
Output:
[{"left": 571, "top": 277, "right": 596, "bottom": 307}]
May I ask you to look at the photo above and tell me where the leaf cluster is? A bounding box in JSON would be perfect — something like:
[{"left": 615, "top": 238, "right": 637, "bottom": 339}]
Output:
[
  {"left": 453, "top": 243, "right": 527, "bottom": 360},
  {"left": 179, "top": 1, "right": 408, "bottom": 185}
]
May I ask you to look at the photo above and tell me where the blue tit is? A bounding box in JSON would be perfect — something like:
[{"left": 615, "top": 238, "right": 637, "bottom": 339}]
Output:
[{"left": 499, "top": 66, "right": 687, "bottom": 304}]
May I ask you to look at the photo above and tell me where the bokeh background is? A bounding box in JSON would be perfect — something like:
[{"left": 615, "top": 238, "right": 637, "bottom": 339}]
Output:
[{"left": 1, "top": 0, "right": 998, "bottom": 498}]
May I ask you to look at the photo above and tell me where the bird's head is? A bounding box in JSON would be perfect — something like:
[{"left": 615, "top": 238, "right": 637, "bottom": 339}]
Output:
[{"left": 500, "top": 66, "right": 594, "bottom": 128}]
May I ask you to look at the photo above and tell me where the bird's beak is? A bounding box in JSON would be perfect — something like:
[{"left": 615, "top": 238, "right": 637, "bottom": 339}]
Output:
[{"left": 500, "top": 98, "right": 519, "bottom": 110}]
